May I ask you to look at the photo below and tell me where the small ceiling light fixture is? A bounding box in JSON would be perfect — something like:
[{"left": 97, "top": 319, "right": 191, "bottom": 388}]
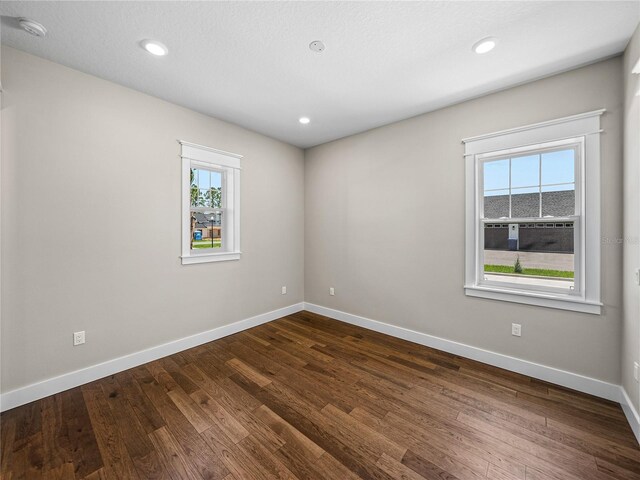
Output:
[
  {"left": 18, "top": 18, "right": 47, "bottom": 37},
  {"left": 140, "top": 39, "right": 168, "bottom": 56},
  {"left": 309, "top": 41, "right": 325, "bottom": 53},
  {"left": 299, "top": 117, "right": 311, "bottom": 125},
  {"left": 473, "top": 37, "right": 497, "bottom": 54}
]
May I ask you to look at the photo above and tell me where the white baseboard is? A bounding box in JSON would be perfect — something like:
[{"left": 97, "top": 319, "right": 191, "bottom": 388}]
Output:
[
  {"left": 620, "top": 388, "right": 640, "bottom": 444},
  {"left": 0, "top": 302, "right": 304, "bottom": 412},
  {"left": 303, "top": 303, "right": 622, "bottom": 402}
]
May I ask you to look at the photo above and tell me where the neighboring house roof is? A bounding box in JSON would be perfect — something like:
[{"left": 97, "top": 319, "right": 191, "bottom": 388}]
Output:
[
  {"left": 484, "top": 190, "right": 574, "bottom": 218},
  {"left": 193, "top": 212, "right": 222, "bottom": 229}
]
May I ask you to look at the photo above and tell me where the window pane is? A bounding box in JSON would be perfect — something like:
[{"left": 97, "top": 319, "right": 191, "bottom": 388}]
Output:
[
  {"left": 484, "top": 159, "right": 509, "bottom": 191},
  {"left": 484, "top": 189, "right": 509, "bottom": 218},
  {"left": 511, "top": 189, "right": 540, "bottom": 218},
  {"left": 541, "top": 149, "right": 574, "bottom": 185},
  {"left": 190, "top": 169, "right": 199, "bottom": 207},
  {"left": 191, "top": 211, "right": 222, "bottom": 249},
  {"left": 484, "top": 221, "right": 574, "bottom": 291},
  {"left": 511, "top": 154, "right": 539, "bottom": 188},
  {"left": 203, "top": 187, "right": 222, "bottom": 208},
  {"left": 541, "top": 188, "right": 575, "bottom": 217},
  {"left": 198, "top": 169, "right": 211, "bottom": 190}
]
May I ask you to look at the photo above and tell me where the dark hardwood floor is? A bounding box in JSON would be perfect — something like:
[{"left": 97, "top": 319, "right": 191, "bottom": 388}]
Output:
[{"left": 1, "top": 310, "right": 638, "bottom": 479}]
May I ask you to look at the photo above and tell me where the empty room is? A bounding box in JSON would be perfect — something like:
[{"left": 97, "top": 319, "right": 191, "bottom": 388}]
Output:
[{"left": 1, "top": 1, "right": 640, "bottom": 479}]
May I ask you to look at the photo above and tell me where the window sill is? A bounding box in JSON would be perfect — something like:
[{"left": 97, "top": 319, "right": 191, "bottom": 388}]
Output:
[
  {"left": 464, "top": 285, "right": 602, "bottom": 315},
  {"left": 181, "top": 251, "right": 241, "bottom": 265}
]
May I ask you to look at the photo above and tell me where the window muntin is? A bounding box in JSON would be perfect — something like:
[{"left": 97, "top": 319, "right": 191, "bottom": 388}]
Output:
[{"left": 479, "top": 142, "right": 580, "bottom": 295}]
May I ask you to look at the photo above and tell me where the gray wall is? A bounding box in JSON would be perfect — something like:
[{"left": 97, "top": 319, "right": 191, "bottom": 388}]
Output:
[
  {"left": 305, "top": 57, "right": 623, "bottom": 384},
  {"left": 622, "top": 25, "right": 640, "bottom": 413},
  {"left": 0, "top": 47, "right": 305, "bottom": 393}
]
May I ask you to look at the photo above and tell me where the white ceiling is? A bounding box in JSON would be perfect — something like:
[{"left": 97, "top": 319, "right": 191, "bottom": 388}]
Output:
[{"left": 1, "top": 1, "right": 638, "bottom": 148}]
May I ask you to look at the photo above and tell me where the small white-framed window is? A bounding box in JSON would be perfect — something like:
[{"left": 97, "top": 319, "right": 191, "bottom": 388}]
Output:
[
  {"left": 180, "top": 141, "right": 241, "bottom": 265},
  {"left": 463, "top": 110, "right": 604, "bottom": 314}
]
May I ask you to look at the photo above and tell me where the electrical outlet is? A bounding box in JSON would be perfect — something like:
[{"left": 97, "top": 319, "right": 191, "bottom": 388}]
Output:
[
  {"left": 635, "top": 268, "right": 640, "bottom": 286},
  {"left": 73, "top": 331, "right": 85, "bottom": 346},
  {"left": 329, "top": 287, "right": 335, "bottom": 296},
  {"left": 634, "top": 362, "right": 639, "bottom": 382},
  {"left": 281, "top": 286, "right": 287, "bottom": 295},
  {"left": 511, "top": 323, "right": 522, "bottom": 337}
]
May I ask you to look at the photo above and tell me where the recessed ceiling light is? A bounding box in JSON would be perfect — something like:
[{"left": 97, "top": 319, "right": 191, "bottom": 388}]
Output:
[
  {"left": 309, "top": 41, "right": 325, "bottom": 53},
  {"left": 140, "top": 39, "right": 168, "bottom": 56},
  {"left": 473, "top": 37, "right": 497, "bottom": 54},
  {"left": 299, "top": 117, "right": 310, "bottom": 125},
  {"left": 18, "top": 18, "right": 47, "bottom": 37}
]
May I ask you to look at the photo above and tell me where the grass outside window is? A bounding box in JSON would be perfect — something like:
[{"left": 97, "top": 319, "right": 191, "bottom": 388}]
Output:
[
  {"left": 192, "top": 239, "right": 222, "bottom": 249},
  {"left": 484, "top": 264, "right": 573, "bottom": 278}
]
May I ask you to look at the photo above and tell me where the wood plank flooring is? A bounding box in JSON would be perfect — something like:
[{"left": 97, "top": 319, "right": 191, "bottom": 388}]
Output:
[{"left": 1, "top": 310, "right": 638, "bottom": 479}]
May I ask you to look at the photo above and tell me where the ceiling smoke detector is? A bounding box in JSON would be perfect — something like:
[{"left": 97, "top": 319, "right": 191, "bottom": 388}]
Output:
[
  {"left": 309, "top": 41, "right": 325, "bottom": 53},
  {"left": 18, "top": 18, "right": 47, "bottom": 37}
]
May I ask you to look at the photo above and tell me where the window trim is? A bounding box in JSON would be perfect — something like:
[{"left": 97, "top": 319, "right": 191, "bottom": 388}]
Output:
[
  {"left": 179, "top": 140, "right": 242, "bottom": 265},
  {"left": 463, "top": 110, "right": 604, "bottom": 314}
]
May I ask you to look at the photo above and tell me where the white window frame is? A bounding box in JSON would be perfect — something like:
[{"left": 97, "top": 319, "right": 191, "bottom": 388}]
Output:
[
  {"left": 180, "top": 140, "right": 241, "bottom": 265},
  {"left": 477, "top": 139, "right": 583, "bottom": 296},
  {"left": 463, "top": 110, "right": 604, "bottom": 314}
]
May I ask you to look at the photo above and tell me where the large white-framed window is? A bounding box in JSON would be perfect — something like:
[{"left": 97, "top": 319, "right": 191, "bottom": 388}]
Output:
[
  {"left": 180, "top": 141, "right": 241, "bottom": 265},
  {"left": 463, "top": 110, "right": 604, "bottom": 314}
]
